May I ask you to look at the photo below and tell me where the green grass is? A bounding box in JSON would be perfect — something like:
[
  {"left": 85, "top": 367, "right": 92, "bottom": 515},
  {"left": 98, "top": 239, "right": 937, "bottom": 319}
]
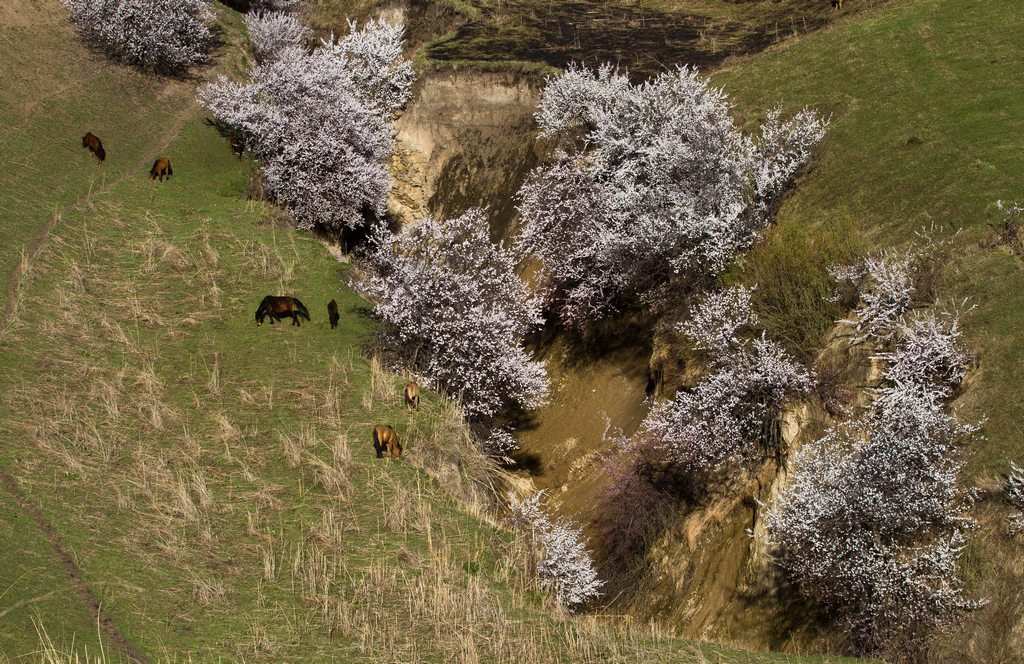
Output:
[
  {"left": 0, "top": 488, "right": 103, "bottom": 657},
  {"left": 712, "top": 0, "right": 1024, "bottom": 474}
]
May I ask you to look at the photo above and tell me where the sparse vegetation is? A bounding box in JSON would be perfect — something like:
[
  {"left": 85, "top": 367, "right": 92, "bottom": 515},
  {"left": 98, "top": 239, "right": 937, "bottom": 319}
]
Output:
[{"left": 1005, "top": 462, "right": 1024, "bottom": 536}]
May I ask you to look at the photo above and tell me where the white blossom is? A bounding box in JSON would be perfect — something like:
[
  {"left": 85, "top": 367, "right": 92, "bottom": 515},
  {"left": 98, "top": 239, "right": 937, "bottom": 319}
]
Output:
[
  {"left": 995, "top": 199, "right": 1024, "bottom": 220},
  {"left": 642, "top": 286, "right": 811, "bottom": 475},
  {"left": 359, "top": 209, "right": 548, "bottom": 417},
  {"left": 680, "top": 285, "right": 758, "bottom": 360},
  {"left": 61, "top": 0, "right": 213, "bottom": 74},
  {"left": 508, "top": 492, "right": 604, "bottom": 609},
  {"left": 876, "top": 309, "right": 970, "bottom": 396},
  {"left": 244, "top": 11, "right": 309, "bottom": 63},
  {"left": 199, "top": 20, "right": 413, "bottom": 233},
  {"left": 765, "top": 385, "right": 980, "bottom": 652},
  {"left": 1006, "top": 462, "right": 1024, "bottom": 535},
  {"left": 767, "top": 278, "right": 980, "bottom": 652},
  {"left": 517, "top": 64, "right": 826, "bottom": 327},
  {"left": 849, "top": 251, "right": 915, "bottom": 341},
  {"left": 335, "top": 18, "right": 416, "bottom": 116},
  {"left": 482, "top": 428, "right": 519, "bottom": 456},
  {"left": 642, "top": 333, "right": 811, "bottom": 475}
]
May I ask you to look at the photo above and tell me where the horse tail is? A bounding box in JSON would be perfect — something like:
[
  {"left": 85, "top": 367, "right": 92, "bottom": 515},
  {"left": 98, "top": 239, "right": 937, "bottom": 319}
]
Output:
[
  {"left": 293, "top": 298, "right": 311, "bottom": 321},
  {"left": 166, "top": 161, "right": 172, "bottom": 177},
  {"left": 96, "top": 146, "right": 106, "bottom": 162}
]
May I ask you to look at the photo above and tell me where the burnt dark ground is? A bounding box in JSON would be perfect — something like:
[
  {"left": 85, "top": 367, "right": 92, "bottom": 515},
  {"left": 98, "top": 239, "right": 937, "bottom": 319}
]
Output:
[{"left": 422, "top": 0, "right": 856, "bottom": 77}]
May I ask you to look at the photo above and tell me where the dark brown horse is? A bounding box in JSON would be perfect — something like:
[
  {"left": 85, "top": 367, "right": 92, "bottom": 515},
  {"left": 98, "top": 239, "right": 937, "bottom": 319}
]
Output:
[
  {"left": 82, "top": 132, "right": 105, "bottom": 163},
  {"left": 229, "top": 135, "right": 244, "bottom": 160},
  {"left": 150, "top": 157, "right": 172, "bottom": 181},
  {"left": 372, "top": 425, "right": 401, "bottom": 459},
  {"left": 254, "top": 296, "right": 311, "bottom": 327},
  {"left": 327, "top": 299, "right": 339, "bottom": 329}
]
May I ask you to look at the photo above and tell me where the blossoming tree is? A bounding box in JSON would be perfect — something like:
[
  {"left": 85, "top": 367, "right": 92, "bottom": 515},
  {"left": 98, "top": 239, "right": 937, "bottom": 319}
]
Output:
[
  {"left": 61, "top": 0, "right": 213, "bottom": 74},
  {"left": 517, "top": 64, "right": 827, "bottom": 327},
  {"left": 360, "top": 209, "right": 549, "bottom": 418},
  {"left": 199, "top": 19, "right": 414, "bottom": 235}
]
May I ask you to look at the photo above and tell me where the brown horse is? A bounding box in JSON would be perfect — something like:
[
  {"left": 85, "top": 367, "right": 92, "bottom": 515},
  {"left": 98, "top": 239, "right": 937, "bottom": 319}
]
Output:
[
  {"left": 372, "top": 425, "right": 401, "bottom": 459},
  {"left": 150, "top": 157, "right": 172, "bottom": 181},
  {"left": 404, "top": 382, "right": 420, "bottom": 412},
  {"left": 229, "top": 135, "right": 244, "bottom": 160},
  {"left": 81, "top": 132, "right": 105, "bottom": 163},
  {"left": 327, "top": 299, "right": 339, "bottom": 329},
  {"left": 255, "top": 296, "right": 311, "bottom": 326}
]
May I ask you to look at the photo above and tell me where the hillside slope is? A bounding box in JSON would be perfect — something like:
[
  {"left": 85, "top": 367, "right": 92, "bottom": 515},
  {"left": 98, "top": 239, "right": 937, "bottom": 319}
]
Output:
[
  {"left": 498, "top": 0, "right": 1024, "bottom": 656},
  {"left": 0, "top": 1, "right": 863, "bottom": 662}
]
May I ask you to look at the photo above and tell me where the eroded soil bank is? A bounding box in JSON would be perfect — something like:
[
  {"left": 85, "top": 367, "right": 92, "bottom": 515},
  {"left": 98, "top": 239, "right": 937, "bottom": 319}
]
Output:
[{"left": 389, "top": 70, "right": 541, "bottom": 240}]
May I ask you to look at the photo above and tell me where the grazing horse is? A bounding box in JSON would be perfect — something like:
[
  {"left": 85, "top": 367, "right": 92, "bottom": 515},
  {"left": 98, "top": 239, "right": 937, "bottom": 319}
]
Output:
[
  {"left": 81, "top": 132, "right": 105, "bottom": 163},
  {"left": 327, "top": 299, "right": 339, "bottom": 329},
  {"left": 404, "top": 382, "right": 420, "bottom": 412},
  {"left": 372, "top": 425, "right": 401, "bottom": 459},
  {"left": 254, "top": 295, "right": 311, "bottom": 327},
  {"left": 229, "top": 135, "right": 244, "bottom": 160},
  {"left": 150, "top": 157, "right": 173, "bottom": 181}
]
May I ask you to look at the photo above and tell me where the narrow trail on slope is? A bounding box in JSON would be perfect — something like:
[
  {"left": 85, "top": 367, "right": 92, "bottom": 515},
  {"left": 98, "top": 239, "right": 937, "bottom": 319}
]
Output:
[
  {"left": 0, "top": 98, "right": 198, "bottom": 664},
  {"left": 0, "top": 472, "right": 149, "bottom": 663},
  {"left": 0, "top": 99, "right": 197, "bottom": 332}
]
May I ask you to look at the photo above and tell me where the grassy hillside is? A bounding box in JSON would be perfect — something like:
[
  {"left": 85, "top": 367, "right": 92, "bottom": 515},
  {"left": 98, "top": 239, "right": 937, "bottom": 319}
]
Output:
[
  {"left": 0, "top": 1, "right": 865, "bottom": 662},
  {"left": 713, "top": 0, "right": 1024, "bottom": 475}
]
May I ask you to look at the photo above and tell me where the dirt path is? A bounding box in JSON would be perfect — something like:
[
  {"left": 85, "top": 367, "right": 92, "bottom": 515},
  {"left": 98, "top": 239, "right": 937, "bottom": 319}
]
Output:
[
  {"left": 0, "top": 99, "right": 197, "bottom": 332},
  {"left": 0, "top": 97, "right": 197, "bottom": 663},
  {"left": 0, "top": 471, "right": 149, "bottom": 663}
]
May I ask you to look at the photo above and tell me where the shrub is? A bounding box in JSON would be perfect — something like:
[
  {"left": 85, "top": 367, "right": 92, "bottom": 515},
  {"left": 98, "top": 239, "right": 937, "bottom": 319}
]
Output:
[
  {"left": 876, "top": 309, "right": 970, "bottom": 396},
  {"left": 61, "top": 0, "right": 213, "bottom": 75},
  {"left": 832, "top": 250, "right": 915, "bottom": 342},
  {"left": 481, "top": 428, "right": 519, "bottom": 456},
  {"left": 766, "top": 292, "right": 980, "bottom": 654},
  {"left": 359, "top": 209, "right": 548, "bottom": 418},
  {"left": 1006, "top": 462, "right": 1024, "bottom": 536},
  {"left": 765, "top": 385, "right": 980, "bottom": 654},
  {"left": 738, "top": 217, "right": 865, "bottom": 362},
  {"left": 508, "top": 492, "right": 604, "bottom": 609},
  {"left": 638, "top": 287, "right": 812, "bottom": 478},
  {"left": 832, "top": 231, "right": 951, "bottom": 342},
  {"left": 199, "top": 19, "right": 413, "bottom": 234},
  {"left": 516, "top": 64, "right": 827, "bottom": 327}
]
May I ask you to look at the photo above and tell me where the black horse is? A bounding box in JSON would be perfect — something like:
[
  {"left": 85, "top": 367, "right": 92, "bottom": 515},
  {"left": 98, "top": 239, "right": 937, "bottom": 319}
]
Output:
[
  {"left": 255, "top": 296, "right": 311, "bottom": 327},
  {"left": 327, "top": 299, "right": 339, "bottom": 329}
]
